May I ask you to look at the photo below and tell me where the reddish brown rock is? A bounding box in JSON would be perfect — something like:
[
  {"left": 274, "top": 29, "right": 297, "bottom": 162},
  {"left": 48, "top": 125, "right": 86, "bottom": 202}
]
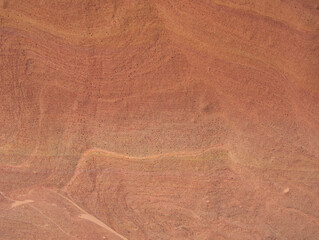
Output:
[{"left": 0, "top": 0, "right": 318, "bottom": 239}]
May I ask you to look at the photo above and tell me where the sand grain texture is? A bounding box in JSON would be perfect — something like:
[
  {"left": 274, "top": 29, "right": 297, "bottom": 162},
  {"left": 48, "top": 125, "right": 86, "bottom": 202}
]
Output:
[{"left": 0, "top": 0, "right": 319, "bottom": 239}]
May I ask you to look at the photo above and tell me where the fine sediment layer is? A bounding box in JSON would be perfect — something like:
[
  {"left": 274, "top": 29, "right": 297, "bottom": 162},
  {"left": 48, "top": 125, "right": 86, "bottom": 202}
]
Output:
[{"left": 0, "top": 0, "right": 318, "bottom": 239}]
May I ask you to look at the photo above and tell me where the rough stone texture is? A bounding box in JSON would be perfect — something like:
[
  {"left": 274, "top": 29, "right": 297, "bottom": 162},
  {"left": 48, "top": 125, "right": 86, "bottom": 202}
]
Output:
[{"left": 0, "top": 0, "right": 318, "bottom": 239}]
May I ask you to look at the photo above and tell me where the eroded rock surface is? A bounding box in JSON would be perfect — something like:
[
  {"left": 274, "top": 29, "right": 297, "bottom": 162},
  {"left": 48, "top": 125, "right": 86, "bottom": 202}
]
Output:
[{"left": 0, "top": 0, "right": 318, "bottom": 239}]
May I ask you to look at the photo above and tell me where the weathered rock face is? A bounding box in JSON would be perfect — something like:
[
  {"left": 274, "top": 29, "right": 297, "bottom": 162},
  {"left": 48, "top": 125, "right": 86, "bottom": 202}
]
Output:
[{"left": 0, "top": 0, "right": 318, "bottom": 239}]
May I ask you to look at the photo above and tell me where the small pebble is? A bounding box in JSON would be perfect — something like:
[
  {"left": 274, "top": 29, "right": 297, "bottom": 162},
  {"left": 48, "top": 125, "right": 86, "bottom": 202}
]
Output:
[{"left": 283, "top": 188, "right": 290, "bottom": 194}]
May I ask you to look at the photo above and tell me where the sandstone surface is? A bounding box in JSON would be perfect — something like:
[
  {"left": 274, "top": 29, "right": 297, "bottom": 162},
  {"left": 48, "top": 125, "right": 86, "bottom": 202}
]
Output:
[{"left": 0, "top": 0, "right": 319, "bottom": 239}]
